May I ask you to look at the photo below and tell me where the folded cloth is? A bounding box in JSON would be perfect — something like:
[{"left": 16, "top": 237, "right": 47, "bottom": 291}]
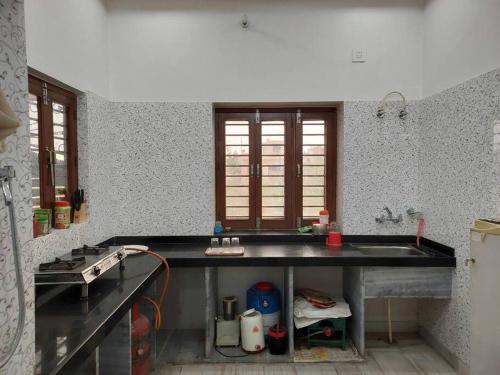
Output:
[
  {"left": 297, "top": 288, "right": 336, "bottom": 308},
  {"left": 294, "top": 296, "right": 351, "bottom": 329}
]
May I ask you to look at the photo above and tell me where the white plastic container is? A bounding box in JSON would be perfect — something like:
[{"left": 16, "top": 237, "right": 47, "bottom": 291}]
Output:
[
  {"left": 240, "top": 308, "right": 265, "bottom": 352},
  {"left": 319, "top": 209, "right": 329, "bottom": 225}
]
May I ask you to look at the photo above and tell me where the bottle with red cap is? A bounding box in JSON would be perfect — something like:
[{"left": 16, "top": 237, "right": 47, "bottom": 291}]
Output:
[{"left": 319, "top": 209, "right": 329, "bottom": 225}]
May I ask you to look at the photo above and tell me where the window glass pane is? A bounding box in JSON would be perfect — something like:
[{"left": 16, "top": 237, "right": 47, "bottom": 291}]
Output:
[
  {"left": 262, "top": 186, "right": 284, "bottom": 196},
  {"left": 224, "top": 120, "right": 250, "bottom": 220},
  {"left": 52, "top": 102, "right": 68, "bottom": 201},
  {"left": 226, "top": 155, "right": 249, "bottom": 166},
  {"left": 262, "top": 166, "right": 284, "bottom": 176},
  {"left": 262, "top": 207, "right": 284, "bottom": 218},
  {"left": 226, "top": 186, "right": 248, "bottom": 196},
  {"left": 303, "top": 135, "right": 325, "bottom": 145},
  {"left": 262, "top": 176, "right": 284, "bottom": 186},
  {"left": 226, "top": 196, "right": 249, "bottom": 206},
  {"left": 261, "top": 124, "right": 284, "bottom": 135},
  {"left": 303, "top": 206, "right": 323, "bottom": 218},
  {"left": 303, "top": 186, "right": 324, "bottom": 196},
  {"left": 261, "top": 120, "right": 285, "bottom": 219},
  {"left": 303, "top": 196, "right": 324, "bottom": 206},
  {"left": 226, "top": 207, "right": 249, "bottom": 219},
  {"left": 303, "top": 145, "right": 325, "bottom": 155},
  {"left": 226, "top": 166, "right": 249, "bottom": 176},
  {"left": 303, "top": 165, "right": 325, "bottom": 176},
  {"left": 303, "top": 176, "right": 325, "bottom": 186},
  {"left": 262, "top": 135, "right": 284, "bottom": 145},
  {"left": 262, "top": 196, "right": 284, "bottom": 206},
  {"left": 29, "top": 94, "right": 40, "bottom": 208},
  {"left": 302, "top": 120, "right": 326, "bottom": 219},
  {"left": 303, "top": 155, "right": 325, "bottom": 165},
  {"left": 226, "top": 145, "right": 249, "bottom": 155},
  {"left": 225, "top": 125, "right": 248, "bottom": 135},
  {"left": 225, "top": 135, "right": 249, "bottom": 145},
  {"left": 262, "top": 156, "right": 284, "bottom": 166},
  {"left": 262, "top": 145, "right": 284, "bottom": 155},
  {"left": 226, "top": 176, "right": 249, "bottom": 186},
  {"left": 302, "top": 123, "right": 325, "bottom": 134}
]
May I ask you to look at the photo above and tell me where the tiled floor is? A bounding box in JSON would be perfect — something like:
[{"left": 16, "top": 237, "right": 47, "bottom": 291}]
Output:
[{"left": 156, "top": 332, "right": 456, "bottom": 374}]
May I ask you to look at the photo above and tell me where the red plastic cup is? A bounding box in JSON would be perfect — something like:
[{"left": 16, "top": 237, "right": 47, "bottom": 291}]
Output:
[{"left": 326, "top": 232, "right": 342, "bottom": 246}]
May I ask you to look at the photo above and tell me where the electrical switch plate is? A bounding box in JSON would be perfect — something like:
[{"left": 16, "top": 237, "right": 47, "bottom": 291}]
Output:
[{"left": 352, "top": 48, "right": 366, "bottom": 63}]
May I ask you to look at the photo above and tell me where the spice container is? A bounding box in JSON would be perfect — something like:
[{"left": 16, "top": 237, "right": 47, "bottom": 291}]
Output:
[
  {"left": 54, "top": 201, "right": 71, "bottom": 229},
  {"left": 34, "top": 209, "right": 51, "bottom": 237}
]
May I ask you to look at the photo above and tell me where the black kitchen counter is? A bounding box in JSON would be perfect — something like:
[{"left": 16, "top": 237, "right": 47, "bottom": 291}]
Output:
[
  {"left": 103, "top": 234, "right": 455, "bottom": 267},
  {"left": 35, "top": 252, "right": 163, "bottom": 375},
  {"left": 36, "top": 234, "right": 454, "bottom": 374}
]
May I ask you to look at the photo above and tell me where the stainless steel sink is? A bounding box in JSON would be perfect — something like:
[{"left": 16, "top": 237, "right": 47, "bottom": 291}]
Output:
[{"left": 350, "top": 244, "right": 428, "bottom": 257}]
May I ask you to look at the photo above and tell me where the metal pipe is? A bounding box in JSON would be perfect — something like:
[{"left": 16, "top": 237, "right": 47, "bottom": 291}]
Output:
[
  {"left": 0, "top": 166, "right": 25, "bottom": 369},
  {"left": 376, "top": 91, "right": 408, "bottom": 119},
  {"left": 387, "top": 299, "right": 393, "bottom": 344}
]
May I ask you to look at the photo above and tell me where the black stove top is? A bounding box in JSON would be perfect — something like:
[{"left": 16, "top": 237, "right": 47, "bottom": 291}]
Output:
[
  {"left": 39, "top": 256, "right": 86, "bottom": 271},
  {"left": 71, "top": 244, "right": 109, "bottom": 256}
]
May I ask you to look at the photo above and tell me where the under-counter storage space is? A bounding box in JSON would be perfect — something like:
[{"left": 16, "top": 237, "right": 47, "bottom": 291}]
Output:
[
  {"left": 206, "top": 266, "right": 293, "bottom": 363},
  {"left": 156, "top": 264, "right": 453, "bottom": 365}
]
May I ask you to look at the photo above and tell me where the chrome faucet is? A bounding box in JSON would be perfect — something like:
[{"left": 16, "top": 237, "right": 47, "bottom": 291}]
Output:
[
  {"left": 406, "top": 207, "right": 423, "bottom": 219},
  {"left": 375, "top": 206, "right": 402, "bottom": 224}
]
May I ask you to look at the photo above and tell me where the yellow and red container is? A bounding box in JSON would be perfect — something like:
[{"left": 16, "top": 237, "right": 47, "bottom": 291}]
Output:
[{"left": 54, "top": 201, "right": 71, "bottom": 229}]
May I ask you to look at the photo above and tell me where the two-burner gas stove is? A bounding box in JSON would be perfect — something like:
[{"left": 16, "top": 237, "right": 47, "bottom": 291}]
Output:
[{"left": 35, "top": 244, "right": 127, "bottom": 299}]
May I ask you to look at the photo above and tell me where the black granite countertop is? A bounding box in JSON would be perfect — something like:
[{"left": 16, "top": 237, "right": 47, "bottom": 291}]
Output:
[
  {"left": 36, "top": 234, "right": 454, "bottom": 374},
  {"left": 103, "top": 234, "right": 455, "bottom": 267},
  {"left": 35, "top": 253, "right": 163, "bottom": 375}
]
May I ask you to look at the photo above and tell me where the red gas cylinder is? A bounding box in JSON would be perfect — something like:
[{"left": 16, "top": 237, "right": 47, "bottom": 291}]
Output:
[{"left": 132, "top": 304, "right": 152, "bottom": 375}]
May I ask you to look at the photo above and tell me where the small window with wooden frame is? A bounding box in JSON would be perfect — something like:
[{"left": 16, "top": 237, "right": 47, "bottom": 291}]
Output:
[
  {"left": 29, "top": 75, "right": 78, "bottom": 211},
  {"left": 215, "top": 107, "right": 337, "bottom": 230}
]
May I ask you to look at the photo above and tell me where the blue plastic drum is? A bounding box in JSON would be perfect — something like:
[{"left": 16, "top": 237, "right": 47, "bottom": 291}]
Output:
[{"left": 247, "top": 282, "right": 281, "bottom": 334}]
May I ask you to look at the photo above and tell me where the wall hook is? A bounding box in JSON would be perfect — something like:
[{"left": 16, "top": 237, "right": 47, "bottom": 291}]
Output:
[{"left": 241, "top": 15, "right": 249, "bottom": 31}]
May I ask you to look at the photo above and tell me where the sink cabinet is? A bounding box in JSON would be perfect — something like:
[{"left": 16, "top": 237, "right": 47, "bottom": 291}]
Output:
[
  {"left": 343, "top": 266, "right": 453, "bottom": 355},
  {"left": 363, "top": 267, "right": 452, "bottom": 298}
]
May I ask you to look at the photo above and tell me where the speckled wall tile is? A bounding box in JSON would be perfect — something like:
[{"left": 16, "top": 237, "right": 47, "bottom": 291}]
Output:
[
  {"left": 109, "top": 102, "right": 215, "bottom": 236},
  {"left": 0, "top": 1, "right": 35, "bottom": 373},
  {"left": 78, "top": 92, "right": 119, "bottom": 243},
  {"left": 30, "top": 92, "right": 117, "bottom": 267},
  {"left": 494, "top": 118, "right": 500, "bottom": 216},
  {"left": 342, "top": 101, "right": 420, "bottom": 235},
  {"left": 417, "top": 69, "right": 500, "bottom": 369}
]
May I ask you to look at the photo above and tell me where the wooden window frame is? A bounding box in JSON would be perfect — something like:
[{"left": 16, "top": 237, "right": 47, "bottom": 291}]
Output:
[
  {"left": 215, "top": 106, "right": 337, "bottom": 230},
  {"left": 295, "top": 110, "right": 337, "bottom": 227},
  {"left": 29, "top": 75, "right": 78, "bottom": 211},
  {"left": 215, "top": 112, "right": 256, "bottom": 229}
]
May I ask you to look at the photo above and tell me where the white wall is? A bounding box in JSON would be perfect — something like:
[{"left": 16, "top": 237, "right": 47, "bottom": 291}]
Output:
[
  {"left": 25, "top": 0, "right": 108, "bottom": 97},
  {"left": 423, "top": 0, "right": 500, "bottom": 96},
  {"left": 106, "top": 0, "right": 423, "bottom": 102},
  {"left": 23, "top": 0, "right": 500, "bottom": 102}
]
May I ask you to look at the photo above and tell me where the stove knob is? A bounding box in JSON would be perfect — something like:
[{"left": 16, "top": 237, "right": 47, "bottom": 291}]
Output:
[
  {"left": 116, "top": 252, "right": 123, "bottom": 260},
  {"left": 93, "top": 266, "right": 101, "bottom": 276}
]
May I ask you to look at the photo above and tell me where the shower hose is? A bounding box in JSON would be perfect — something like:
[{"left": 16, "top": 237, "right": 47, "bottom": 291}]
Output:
[{"left": 0, "top": 167, "right": 25, "bottom": 369}]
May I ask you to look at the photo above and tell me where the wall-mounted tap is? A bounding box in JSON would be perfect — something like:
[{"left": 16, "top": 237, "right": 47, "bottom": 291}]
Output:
[
  {"left": 406, "top": 207, "right": 423, "bottom": 219},
  {"left": 375, "top": 206, "right": 402, "bottom": 224}
]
